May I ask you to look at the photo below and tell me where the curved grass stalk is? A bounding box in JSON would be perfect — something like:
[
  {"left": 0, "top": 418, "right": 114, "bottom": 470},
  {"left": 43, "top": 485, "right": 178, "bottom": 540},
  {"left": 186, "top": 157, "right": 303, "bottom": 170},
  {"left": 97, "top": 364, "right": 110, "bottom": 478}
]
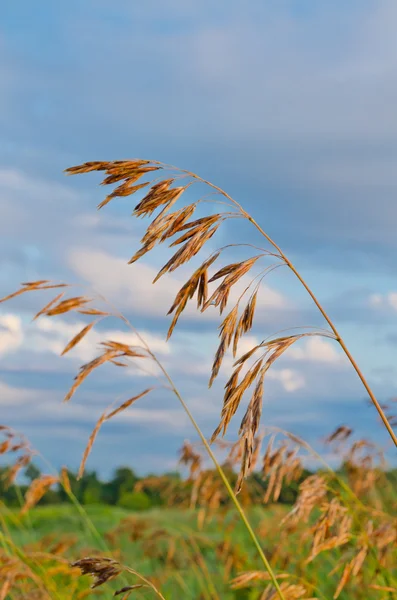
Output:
[
  {"left": 121, "top": 565, "right": 167, "bottom": 600},
  {"left": 155, "top": 162, "right": 396, "bottom": 448},
  {"left": 150, "top": 378, "right": 286, "bottom": 598},
  {"left": 97, "top": 295, "right": 287, "bottom": 600}
]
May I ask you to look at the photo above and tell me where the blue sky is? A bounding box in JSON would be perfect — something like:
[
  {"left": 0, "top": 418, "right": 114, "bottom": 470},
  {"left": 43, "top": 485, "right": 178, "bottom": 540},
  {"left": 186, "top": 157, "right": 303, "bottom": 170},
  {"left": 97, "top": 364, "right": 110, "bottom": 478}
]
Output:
[{"left": 1, "top": 0, "right": 396, "bottom": 478}]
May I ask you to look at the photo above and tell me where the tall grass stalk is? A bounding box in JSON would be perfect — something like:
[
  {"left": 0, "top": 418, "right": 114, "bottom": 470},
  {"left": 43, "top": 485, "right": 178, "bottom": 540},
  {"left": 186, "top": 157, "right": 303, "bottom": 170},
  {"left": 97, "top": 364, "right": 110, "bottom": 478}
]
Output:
[
  {"left": 160, "top": 161, "right": 397, "bottom": 448},
  {"left": 2, "top": 156, "right": 396, "bottom": 598}
]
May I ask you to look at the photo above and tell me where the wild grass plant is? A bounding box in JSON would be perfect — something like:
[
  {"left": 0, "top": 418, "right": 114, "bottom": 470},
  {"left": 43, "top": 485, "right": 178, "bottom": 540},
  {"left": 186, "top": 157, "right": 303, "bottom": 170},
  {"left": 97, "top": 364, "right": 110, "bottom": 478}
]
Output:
[{"left": 0, "top": 159, "right": 396, "bottom": 598}]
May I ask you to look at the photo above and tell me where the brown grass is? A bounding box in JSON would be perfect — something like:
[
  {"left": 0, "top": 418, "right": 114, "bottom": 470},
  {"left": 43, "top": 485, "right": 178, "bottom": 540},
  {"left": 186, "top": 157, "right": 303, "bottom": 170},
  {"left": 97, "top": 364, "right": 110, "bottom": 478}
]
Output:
[
  {"left": 1, "top": 157, "right": 396, "bottom": 599},
  {"left": 61, "top": 158, "right": 397, "bottom": 449},
  {"left": 21, "top": 475, "right": 60, "bottom": 515}
]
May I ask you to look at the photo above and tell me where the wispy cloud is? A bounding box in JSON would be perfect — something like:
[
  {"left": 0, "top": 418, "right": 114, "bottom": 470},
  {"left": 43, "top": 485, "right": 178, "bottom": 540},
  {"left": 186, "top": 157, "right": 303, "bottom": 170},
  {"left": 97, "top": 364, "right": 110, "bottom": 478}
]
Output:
[{"left": 67, "top": 247, "right": 289, "bottom": 320}]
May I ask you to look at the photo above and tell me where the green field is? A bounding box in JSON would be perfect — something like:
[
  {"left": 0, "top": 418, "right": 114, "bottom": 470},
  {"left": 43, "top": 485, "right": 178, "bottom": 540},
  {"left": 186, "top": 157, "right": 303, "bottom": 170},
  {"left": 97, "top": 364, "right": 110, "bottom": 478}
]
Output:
[
  {"left": 3, "top": 504, "right": 282, "bottom": 599},
  {"left": 2, "top": 502, "right": 380, "bottom": 599}
]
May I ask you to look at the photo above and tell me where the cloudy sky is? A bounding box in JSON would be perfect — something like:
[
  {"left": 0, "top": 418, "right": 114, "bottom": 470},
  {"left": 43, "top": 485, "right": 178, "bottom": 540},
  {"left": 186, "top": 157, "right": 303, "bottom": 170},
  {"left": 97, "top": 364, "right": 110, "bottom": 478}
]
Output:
[{"left": 1, "top": 0, "right": 397, "bottom": 478}]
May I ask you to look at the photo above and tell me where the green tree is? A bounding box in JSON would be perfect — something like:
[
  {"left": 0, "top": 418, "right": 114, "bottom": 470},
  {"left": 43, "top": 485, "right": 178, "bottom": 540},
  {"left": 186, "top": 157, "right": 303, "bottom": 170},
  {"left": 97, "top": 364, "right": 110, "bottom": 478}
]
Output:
[
  {"left": 25, "top": 463, "right": 41, "bottom": 483},
  {"left": 104, "top": 467, "right": 138, "bottom": 505}
]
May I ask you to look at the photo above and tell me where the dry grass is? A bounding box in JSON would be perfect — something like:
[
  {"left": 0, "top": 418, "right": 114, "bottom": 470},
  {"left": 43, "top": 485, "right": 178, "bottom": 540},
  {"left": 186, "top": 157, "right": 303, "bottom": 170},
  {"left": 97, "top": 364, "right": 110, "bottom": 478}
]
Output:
[
  {"left": 0, "top": 157, "right": 396, "bottom": 599},
  {"left": 0, "top": 425, "right": 35, "bottom": 487},
  {"left": 1, "top": 425, "right": 396, "bottom": 598}
]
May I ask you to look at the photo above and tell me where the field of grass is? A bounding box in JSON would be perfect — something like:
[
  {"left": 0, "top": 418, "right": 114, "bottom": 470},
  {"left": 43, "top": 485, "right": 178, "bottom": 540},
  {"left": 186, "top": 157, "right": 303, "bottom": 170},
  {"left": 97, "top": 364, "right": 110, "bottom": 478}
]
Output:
[
  {"left": 3, "top": 501, "right": 395, "bottom": 599},
  {"left": 3, "top": 503, "right": 292, "bottom": 599}
]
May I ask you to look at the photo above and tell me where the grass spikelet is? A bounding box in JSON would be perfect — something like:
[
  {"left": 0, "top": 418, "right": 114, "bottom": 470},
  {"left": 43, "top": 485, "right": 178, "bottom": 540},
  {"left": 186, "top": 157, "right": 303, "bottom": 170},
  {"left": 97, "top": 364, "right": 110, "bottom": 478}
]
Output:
[
  {"left": 134, "top": 181, "right": 187, "bottom": 218},
  {"left": 160, "top": 204, "right": 197, "bottom": 240},
  {"left": 105, "top": 388, "right": 153, "bottom": 420},
  {"left": 369, "top": 585, "right": 397, "bottom": 593},
  {"left": 231, "top": 571, "right": 289, "bottom": 589},
  {"left": 71, "top": 557, "right": 122, "bottom": 589},
  {"left": 208, "top": 304, "right": 240, "bottom": 386},
  {"left": 212, "top": 360, "right": 264, "bottom": 445},
  {"left": 65, "top": 159, "right": 154, "bottom": 177},
  {"left": 97, "top": 181, "right": 149, "bottom": 210},
  {"left": 78, "top": 388, "right": 154, "bottom": 478},
  {"left": 153, "top": 222, "right": 220, "bottom": 282},
  {"left": 77, "top": 308, "right": 110, "bottom": 316},
  {"left": 100, "top": 340, "right": 147, "bottom": 359},
  {"left": 169, "top": 214, "right": 221, "bottom": 247},
  {"left": 231, "top": 574, "right": 318, "bottom": 600},
  {"left": 166, "top": 252, "right": 220, "bottom": 338},
  {"left": 209, "top": 338, "right": 227, "bottom": 388},
  {"left": 235, "top": 370, "right": 265, "bottom": 492},
  {"left": 202, "top": 255, "right": 262, "bottom": 313},
  {"left": 0, "top": 281, "right": 67, "bottom": 304},
  {"left": 260, "top": 438, "right": 303, "bottom": 504},
  {"left": 0, "top": 427, "right": 34, "bottom": 487},
  {"left": 60, "top": 466, "right": 72, "bottom": 495},
  {"left": 114, "top": 585, "right": 146, "bottom": 597},
  {"left": 0, "top": 440, "right": 11, "bottom": 454},
  {"left": 4, "top": 454, "right": 32, "bottom": 487},
  {"left": 45, "top": 296, "right": 92, "bottom": 316},
  {"left": 110, "top": 359, "right": 129, "bottom": 367},
  {"left": 240, "top": 289, "right": 258, "bottom": 335},
  {"left": 61, "top": 322, "right": 95, "bottom": 355},
  {"left": 141, "top": 213, "right": 176, "bottom": 245},
  {"left": 282, "top": 475, "right": 328, "bottom": 527},
  {"left": 212, "top": 333, "right": 313, "bottom": 441},
  {"left": 78, "top": 412, "right": 107, "bottom": 479},
  {"left": 32, "top": 291, "right": 66, "bottom": 320},
  {"left": 179, "top": 441, "right": 203, "bottom": 480},
  {"left": 21, "top": 475, "right": 59, "bottom": 514},
  {"left": 63, "top": 348, "right": 121, "bottom": 402},
  {"left": 324, "top": 425, "right": 353, "bottom": 444},
  {"left": 128, "top": 239, "right": 157, "bottom": 264},
  {"left": 197, "top": 268, "right": 208, "bottom": 309},
  {"left": 65, "top": 161, "right": 111, "bottom": 175},
  {"left": 306, "top": 499, "right": 352, "bottom": 562},
  {"left": 219, "top": 305, "right": 239, "bottom": 349},
  {"left": 0, "top": 580, "right": 11, "bottom": 600}
]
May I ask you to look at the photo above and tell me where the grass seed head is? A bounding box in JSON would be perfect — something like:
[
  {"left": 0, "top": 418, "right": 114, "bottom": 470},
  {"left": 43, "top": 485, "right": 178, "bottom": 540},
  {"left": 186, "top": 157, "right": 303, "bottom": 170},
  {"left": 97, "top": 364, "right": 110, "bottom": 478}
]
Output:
[{"left": 71, "top": 557, "right": 122, "bottom": 589}]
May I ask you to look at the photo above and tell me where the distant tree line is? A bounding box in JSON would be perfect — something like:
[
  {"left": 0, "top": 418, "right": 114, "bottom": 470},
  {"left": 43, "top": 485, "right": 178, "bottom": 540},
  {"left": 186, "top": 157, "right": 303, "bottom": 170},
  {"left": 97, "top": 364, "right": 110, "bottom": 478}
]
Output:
[{"left": 1, "top": 462, "right": 396, "bottom": 511}]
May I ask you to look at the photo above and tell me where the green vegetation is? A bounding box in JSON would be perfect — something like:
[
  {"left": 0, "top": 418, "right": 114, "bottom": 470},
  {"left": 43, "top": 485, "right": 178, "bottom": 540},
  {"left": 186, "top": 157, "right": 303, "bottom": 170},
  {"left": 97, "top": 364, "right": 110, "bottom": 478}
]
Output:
[
  {"left": 0, "top": 462, "right": 315, "bottom": 510},
  {"left": 2, "top": 499, "right": 396, "bottom": 599}
]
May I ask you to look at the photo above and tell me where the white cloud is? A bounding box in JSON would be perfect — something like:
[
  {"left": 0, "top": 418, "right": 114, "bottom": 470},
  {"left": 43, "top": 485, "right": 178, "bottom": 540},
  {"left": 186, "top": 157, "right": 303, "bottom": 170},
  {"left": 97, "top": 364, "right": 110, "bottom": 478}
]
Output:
[
  {"left": 0, "top": 374, "right": 187, "bottom": 434},
  {"left": 369, "top": 293, "right": 383, "bottom": 307},
  {"left": 0, "top": 379, "right": 37, "bottom": 407},
  {"left": 267, "top": 368, "right": 305, "bottom": 392},
  {"left": 67, "top": 247, "right": 289, "bottom": 320},
  {"left": 369, "top": 292, "right": 397, "bottom": 311},
  {"left": 109, "top": 407, "right": 188, "bottom": 430},
  {"left": 168, "top": 333, "right": 306, "bottom": 394},
  {"left": 0, "top": 313, "right": 23, "bottom": 356},
  {"left": 36, "top": 317, "right": 170, "bottom": 358},
  {"left": 388, "top": 294, "right": 397, "bottom": 310},
  {"left": 0, "top": 310, "right": 170, "bottom": 368},
  {"left": 289, "top": 337, "right": 342, "bottom": 364}
]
